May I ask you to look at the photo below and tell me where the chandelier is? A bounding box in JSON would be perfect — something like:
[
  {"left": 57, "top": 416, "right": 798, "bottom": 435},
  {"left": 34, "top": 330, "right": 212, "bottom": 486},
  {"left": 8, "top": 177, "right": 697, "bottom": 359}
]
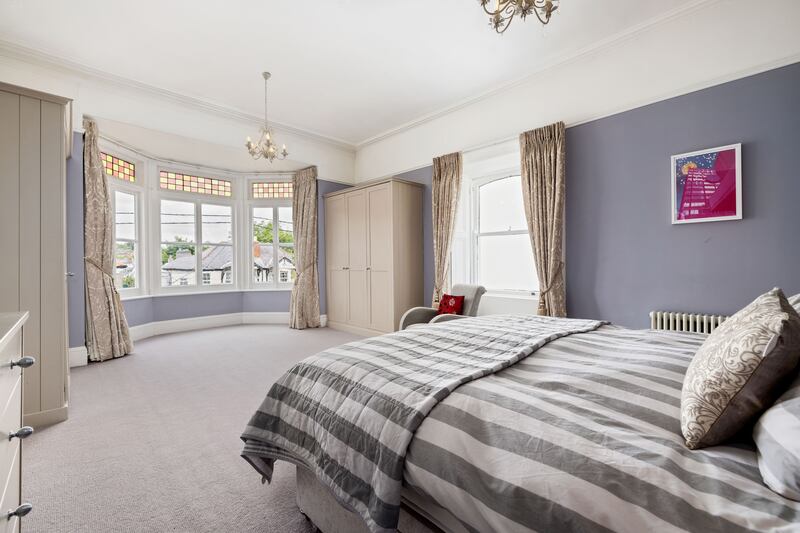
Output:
[
  {"left": 480, "top": 0, "right": 559, "bottom": 34},
  {"left": 246, "top": 72, "right": 288, "bottom": 162}
]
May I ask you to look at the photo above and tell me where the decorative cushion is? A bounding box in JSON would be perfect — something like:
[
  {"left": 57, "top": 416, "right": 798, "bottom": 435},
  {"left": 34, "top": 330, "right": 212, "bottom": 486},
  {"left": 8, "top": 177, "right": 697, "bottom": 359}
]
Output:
[
  {"left": 437, "top": 294, "right": 465, "bottom": 316},
  {"left": 753, "top": 375, "right": 800, "bottom": 500},
  {"left": 680, "top": 288, "right": 800, "bottom": 450},
  {"left": 790, "top": 293, "right": 800, "bottom": 314}
]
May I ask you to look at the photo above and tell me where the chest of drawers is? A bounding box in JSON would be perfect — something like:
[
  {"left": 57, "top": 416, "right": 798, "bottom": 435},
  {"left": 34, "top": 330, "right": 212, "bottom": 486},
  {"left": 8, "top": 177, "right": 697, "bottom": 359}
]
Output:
[{"left": 0, "top": 313, "right": 34, "bottom": 532}]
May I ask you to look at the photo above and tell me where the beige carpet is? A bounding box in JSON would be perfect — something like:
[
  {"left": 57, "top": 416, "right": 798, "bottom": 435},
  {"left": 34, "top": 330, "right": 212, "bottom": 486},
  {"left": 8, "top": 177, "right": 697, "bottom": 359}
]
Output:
[{"left": 23, "top": 325, "right": 360, "bottom": 533}]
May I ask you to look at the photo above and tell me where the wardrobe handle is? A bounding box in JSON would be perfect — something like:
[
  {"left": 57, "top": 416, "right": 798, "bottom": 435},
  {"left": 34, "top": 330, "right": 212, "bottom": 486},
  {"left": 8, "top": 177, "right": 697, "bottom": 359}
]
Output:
[
  {"left": 366, "top": 267, "right": 371, "bottom": 271},
  {"left": 9, "top": 427, "right": 33, "bottom": 440},
  {"left": 6, "top": 503, "right": 32, "bottom": 519},
  {"left": 343, "top": 267, "right": 349, "bottom": 270},
  {"left": 9, "top": 357, "right": 35, "bottom": 369}
]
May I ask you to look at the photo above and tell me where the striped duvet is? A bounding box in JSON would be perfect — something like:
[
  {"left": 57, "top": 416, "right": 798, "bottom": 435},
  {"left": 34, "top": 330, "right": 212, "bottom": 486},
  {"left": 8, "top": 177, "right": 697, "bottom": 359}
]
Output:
[{"left": 242, "top": 315, "right": 800, "bottom": 532}]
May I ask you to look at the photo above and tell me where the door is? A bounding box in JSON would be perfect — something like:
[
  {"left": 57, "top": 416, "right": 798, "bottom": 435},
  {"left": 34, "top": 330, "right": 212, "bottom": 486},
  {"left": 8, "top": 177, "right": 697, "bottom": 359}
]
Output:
[
  {"left": 367, "top": 185, "right": 393, "bottom": 332},
  {"left": 345, "top": 191, "right": 369, "bottom": 327},
  {"left": 325, "top": 195, "right": 348, "bottom": 324}
]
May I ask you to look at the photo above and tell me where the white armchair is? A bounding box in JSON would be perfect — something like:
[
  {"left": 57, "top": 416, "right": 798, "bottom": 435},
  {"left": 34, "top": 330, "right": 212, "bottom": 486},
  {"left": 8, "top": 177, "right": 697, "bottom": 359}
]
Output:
[{"left": 399, "top": 284, "right": 486, "bottom": 330}]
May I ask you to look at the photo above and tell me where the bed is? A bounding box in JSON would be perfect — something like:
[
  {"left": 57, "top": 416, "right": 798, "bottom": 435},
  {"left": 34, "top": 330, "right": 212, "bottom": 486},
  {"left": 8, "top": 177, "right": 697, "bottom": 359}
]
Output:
[{"left": 241, "top": 315, "right": 800, "bottom": 533}]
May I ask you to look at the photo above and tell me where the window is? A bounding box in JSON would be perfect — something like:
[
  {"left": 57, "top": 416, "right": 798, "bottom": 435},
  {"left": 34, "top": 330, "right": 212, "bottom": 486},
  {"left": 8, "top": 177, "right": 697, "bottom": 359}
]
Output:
[
  {"left": 251, "top": 199, "right": 294, "bottom": 288},
  {"left": 160, "top": 199, "right": 234, "bottom": 288},
  {"left": 113, "top": 191, "right": 139, "bottom": 290},
  {"left": 159, "top": 171, "right": 231, "bottom": 197},
  {"left": 101, "top": 152, "right": 136, "bottom": 182},
  {"left": 160, "top": 199, "right": 196, "bottom": 287},
  {"left": 459, "top": 174, "right": 538, "bottom": 294},
  {"left": 252, "top": 181, "right": 293, "bottom": 199}
]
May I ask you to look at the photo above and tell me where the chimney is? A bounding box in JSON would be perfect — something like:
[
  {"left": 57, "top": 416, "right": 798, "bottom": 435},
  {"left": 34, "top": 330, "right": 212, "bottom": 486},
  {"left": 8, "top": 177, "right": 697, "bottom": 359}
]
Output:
[{"left": 253, "top": 242, "right": 261, "bottom": 258}]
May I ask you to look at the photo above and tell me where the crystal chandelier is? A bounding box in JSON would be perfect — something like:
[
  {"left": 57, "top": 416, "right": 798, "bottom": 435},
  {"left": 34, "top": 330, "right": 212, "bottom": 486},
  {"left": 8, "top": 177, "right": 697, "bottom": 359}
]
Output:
[
  {"left": 480, "top": 0, "right": 559, "bottom": 34},
  {"left": 246, "top": 72, "right": 288, "bottom": 162}
]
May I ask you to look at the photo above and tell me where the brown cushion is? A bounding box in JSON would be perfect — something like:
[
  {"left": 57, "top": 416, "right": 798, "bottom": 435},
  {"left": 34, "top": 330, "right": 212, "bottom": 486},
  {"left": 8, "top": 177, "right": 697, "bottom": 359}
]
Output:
[{"left": 680, "top": 288, "right": 800, "bottom": 449}]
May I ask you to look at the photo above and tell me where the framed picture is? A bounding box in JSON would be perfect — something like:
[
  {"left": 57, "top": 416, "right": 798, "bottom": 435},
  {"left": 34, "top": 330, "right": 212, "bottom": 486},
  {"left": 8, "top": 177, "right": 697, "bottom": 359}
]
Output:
[{"left": 671, "top": 143, "right": 742, "bottom": 224}]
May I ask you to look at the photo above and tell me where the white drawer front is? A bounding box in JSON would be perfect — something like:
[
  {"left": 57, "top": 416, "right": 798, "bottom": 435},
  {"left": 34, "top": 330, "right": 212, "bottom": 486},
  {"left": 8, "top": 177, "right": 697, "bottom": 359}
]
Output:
[
  {"left": 0, "top": 442, "right": 20, "bottom": 533},
  {"left": 0, "top": 377, "right": 21, "bottom": 496},
  {"left": 0, "top": 332, "right": 21, "bottom": 398}
]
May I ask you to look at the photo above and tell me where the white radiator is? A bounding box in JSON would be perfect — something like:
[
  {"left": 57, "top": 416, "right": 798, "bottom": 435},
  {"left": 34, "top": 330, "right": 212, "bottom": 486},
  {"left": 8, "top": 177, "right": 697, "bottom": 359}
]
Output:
[{"left": 649, "top": 311, "right": 728, "bottom": 334}]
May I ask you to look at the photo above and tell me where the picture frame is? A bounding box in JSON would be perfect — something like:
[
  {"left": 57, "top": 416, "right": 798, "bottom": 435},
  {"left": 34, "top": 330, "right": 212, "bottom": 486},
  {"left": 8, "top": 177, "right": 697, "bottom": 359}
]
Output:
[{"left": 671, "top": 143, "right": 742, "bottom": 224}]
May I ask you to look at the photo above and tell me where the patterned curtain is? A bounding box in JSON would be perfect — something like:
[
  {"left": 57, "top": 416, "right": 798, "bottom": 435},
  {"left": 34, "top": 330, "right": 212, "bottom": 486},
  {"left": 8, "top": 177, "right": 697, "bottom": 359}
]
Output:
[
  {"left": 431, "top": 152, "right": 463, "bottom": 307},
  {"left": 289, "top": 166, "right": 321, "bottom": 329},
  {"left": 83, "top": 118, "right": 133, "bottom": 361},
  {"left": 520, "top": 121, "right": 567, "bottom": 317}
]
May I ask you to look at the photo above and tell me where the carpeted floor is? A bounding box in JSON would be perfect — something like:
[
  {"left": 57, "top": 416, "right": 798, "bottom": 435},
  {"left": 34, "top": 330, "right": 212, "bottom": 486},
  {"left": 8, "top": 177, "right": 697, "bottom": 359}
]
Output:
[{"left": 23, "top": 325, "right": 360, "bottom": 533}]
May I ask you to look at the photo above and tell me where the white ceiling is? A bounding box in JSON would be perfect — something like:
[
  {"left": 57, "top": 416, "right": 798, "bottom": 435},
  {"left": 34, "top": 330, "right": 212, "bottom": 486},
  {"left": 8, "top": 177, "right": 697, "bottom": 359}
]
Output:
[{"left": 0, "top": 0, "right": 702, "bottom": 146}]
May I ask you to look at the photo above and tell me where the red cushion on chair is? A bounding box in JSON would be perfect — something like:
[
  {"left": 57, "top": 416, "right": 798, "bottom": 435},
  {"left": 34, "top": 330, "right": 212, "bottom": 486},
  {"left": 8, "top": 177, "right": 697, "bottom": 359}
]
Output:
[{"left": 437, "top": 294, "right": 465, "bottom": 316}]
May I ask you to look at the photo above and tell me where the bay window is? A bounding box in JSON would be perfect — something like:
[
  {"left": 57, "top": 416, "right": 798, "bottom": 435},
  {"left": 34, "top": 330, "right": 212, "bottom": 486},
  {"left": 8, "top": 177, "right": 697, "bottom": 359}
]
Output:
[
  {"left": 103, "top": 151, "right": 143, "bottom": 295},
  {"left": 250, "top": 181, "right": 294, "bottom": 289}
]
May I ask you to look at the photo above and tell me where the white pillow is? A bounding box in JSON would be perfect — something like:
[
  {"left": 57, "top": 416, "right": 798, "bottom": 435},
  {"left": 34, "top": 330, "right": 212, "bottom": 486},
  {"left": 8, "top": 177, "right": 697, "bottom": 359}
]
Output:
[{"left": 791, "top": 293, "right": 800, "bottom": 314}]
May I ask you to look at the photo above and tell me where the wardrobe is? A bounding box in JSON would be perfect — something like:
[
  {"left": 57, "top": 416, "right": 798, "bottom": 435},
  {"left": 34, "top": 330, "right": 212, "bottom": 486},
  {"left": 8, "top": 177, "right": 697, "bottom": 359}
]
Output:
[
  {"left": 325, "top": 178, "right": 423, "bottom": 335},
  {"left": 0, "top": 81, "right": 70, "bottom": 428}
]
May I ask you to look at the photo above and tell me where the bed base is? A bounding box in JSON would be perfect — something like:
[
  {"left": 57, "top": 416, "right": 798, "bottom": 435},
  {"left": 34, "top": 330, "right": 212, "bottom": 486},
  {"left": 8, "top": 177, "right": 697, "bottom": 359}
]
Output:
[{"left": 295, "top": 466, "right": 456, "bottom": 533}]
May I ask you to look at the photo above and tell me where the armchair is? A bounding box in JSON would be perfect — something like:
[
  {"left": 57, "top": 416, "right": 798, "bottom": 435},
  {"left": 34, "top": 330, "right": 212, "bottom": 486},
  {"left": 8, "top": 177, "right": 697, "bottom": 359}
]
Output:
[{"left": 399, "top": 284, "right": 486, "bottom": 330}]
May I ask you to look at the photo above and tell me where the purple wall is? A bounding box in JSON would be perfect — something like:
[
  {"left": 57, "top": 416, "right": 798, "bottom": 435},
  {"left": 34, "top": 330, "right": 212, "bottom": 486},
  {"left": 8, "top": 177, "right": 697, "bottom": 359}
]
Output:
[
  {"left": 566, "top": 62, "right": 800, "bottom": 327},
  {"left": 395, "top": 167, "right": 434, "bottom": 305},
  {"left": 66, "top": 133, "right": 86, "bottom": 348},
  {"left": 66, "top": 132, "right": 351, "bottom": 344}
]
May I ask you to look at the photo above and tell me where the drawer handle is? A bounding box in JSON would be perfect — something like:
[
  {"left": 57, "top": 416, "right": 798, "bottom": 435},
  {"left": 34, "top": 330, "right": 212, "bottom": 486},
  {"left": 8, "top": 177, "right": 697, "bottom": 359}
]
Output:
[
  {"left": 9, "top": 356, "right": 35, "bottom": 369},
  {"left": 6, "top": 503, "right": 32, "bottom": 519},
  {"left": 9, "top": 427, "right": 33, "bottom": 440}
]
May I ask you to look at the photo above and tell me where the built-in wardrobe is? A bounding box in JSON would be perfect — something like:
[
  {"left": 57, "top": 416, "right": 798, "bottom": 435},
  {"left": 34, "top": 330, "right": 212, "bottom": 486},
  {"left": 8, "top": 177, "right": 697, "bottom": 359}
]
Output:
[
  {"left": 0, "top": 81, "right": 70, "bottom": 428},
  {"left": 324, "top": 178, "right": 423, "bottom": 335}
]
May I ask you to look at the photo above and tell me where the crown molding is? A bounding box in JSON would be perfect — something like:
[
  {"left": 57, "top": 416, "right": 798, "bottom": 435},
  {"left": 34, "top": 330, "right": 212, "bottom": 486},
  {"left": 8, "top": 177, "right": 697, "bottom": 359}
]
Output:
[
  {"left": 354, "top": 0, "right": 721, "bottom": 149},
  {"left": 0, "top": 39, "right": 356, "bottom": 153}
]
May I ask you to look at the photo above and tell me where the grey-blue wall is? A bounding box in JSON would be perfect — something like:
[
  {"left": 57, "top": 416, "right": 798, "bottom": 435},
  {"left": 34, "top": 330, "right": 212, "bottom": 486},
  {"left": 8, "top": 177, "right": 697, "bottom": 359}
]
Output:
[
  {"left": 395, "top": 167, "right": 434, "bottom": 305},
  {"left": 566, "top": 62, "right": 800, "bottom": 327},
  {"left": 66, "top": 131, "right": 350, "bottom": 346}
]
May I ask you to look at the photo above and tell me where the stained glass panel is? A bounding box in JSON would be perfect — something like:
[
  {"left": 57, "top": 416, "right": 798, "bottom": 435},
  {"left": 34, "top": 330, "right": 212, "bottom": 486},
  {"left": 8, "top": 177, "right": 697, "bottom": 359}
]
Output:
[
  {"left": 159, "top": 171, "right": 232, "bottom": 197},
  {"left": 101, "top": 152, "right": 135, "bottom": 182},
  {"left": 252, "top": 181, "right": 293, "bottom": 199}
]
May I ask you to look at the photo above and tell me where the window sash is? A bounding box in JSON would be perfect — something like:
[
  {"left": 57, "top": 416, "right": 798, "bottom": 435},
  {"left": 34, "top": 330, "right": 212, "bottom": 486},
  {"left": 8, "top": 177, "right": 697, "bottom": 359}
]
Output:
[{"left": 250, "top": 203, "right": 293, "bottom": 289}]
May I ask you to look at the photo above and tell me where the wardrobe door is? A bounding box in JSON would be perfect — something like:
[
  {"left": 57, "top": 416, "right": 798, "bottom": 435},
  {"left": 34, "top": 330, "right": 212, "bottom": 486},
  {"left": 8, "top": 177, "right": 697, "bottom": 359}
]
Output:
[
  {"left": 367, "top": 185, "right": 393, "bottom": 332},
  {"left": 325, "top": 195, "right": 348, "bottom": 324},
  {"left": 346, "top": 191, "right": 369, "bottom": 327}
]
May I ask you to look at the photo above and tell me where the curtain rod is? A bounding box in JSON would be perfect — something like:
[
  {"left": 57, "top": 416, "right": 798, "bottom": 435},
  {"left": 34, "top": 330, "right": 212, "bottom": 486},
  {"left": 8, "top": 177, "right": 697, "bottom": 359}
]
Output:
[{"left": 95, "top": 131, "right": 299, "bottom": 178}]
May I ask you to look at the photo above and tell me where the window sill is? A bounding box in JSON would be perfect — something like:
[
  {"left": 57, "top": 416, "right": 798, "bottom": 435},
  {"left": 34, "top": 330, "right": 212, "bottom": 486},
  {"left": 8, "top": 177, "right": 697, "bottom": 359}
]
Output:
[{"left": 120, "top": 287, "right": 292, "bottom": 301}]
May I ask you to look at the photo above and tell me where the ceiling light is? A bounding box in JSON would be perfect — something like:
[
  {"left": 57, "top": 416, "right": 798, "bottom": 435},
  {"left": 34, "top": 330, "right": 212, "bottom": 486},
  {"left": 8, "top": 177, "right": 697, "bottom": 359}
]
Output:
[
  {"left": 480, "top": 0, "right": 559, "bottom": 34},
  {"left": 246, "top": 72, "right": 288, "bottom": 162}
]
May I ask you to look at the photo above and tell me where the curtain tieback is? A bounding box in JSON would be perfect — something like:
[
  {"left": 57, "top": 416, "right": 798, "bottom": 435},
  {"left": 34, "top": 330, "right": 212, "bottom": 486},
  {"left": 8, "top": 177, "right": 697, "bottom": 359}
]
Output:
[
  {"left": 538, "top": 261, "right": 564, "bottom": 298},
  {"left": 84, "top": 256, "right": 113, "bottom": 278}
]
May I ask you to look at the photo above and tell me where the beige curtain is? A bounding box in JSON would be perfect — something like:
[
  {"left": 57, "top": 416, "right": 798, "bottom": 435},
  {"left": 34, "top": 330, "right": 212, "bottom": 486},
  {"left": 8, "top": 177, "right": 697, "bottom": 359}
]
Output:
[
  {"left": 83, "top": 118, "right": 133, "bottom": 361},
  {"left": 431, "top": 152, "right": 463, "bottom": 307},
  {"left": 520, "top": 121, "right": 567, "bottom": 317},
  {"left": 289, "top": 166, "right": 321, "bottom": 329}
]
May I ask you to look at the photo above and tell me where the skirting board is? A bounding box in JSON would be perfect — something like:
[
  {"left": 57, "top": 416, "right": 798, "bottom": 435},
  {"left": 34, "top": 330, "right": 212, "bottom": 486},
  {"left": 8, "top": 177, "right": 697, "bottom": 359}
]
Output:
[
  {"left": 24, "top": 404, "right": 68, "bottom": 429},
  {"left": 69, "top": 312, "right": 328, "bottom": 367},
  {"left": 127, "top": 313, "right": 328, "bottom": 344}
]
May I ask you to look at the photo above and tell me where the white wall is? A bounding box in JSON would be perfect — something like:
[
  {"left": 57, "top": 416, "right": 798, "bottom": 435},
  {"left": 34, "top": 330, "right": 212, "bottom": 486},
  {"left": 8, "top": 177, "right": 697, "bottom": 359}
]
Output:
[
  {"left": 0, "top": 49, "right": 356, "bottom": 183},
  {"left": 353, "top": 0, "right": 800, "bottom": 181}
]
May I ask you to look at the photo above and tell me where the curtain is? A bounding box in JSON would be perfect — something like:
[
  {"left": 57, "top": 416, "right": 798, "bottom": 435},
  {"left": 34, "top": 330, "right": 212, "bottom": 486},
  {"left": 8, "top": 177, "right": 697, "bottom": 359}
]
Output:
[
  {"left": 83, "top": 118, "right": 133, "bottom": 361},
  {"left": 289, "top": 166, "right": 321, "bottom": 329},
  {"left": 431, "top": 152, "right": 463, "bottom": 307},
  {"left": 520, "top": 121, "right": 567, "bottom": 317}
]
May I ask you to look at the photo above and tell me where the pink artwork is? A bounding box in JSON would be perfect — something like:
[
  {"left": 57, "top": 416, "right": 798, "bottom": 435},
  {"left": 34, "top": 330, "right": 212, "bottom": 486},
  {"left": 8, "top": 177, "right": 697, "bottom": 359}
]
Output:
[{"left": 671, "top": 144, "right": 742, "bottom": 224}]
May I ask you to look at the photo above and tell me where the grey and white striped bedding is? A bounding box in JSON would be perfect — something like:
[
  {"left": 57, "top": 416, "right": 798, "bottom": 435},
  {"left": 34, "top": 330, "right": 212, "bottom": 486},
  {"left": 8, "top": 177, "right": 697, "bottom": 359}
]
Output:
[
  {"left": 405, "top": 325, "right": 800, "bottom": 532},
  {"left": 241, "top": 315, "right": 604, "bottom": 532},
  {"left": 242, "top": 315, "right": 800, "bottom": 532}
]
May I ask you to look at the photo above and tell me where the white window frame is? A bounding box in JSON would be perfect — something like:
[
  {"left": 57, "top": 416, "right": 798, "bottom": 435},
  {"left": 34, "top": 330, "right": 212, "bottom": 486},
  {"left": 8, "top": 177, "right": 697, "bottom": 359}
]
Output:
[
  {"left": 247, "top": 177, "right": 294, "bottom": 291},
  {"left": 471, "top": 173, "right": 537, "bottom": 296},
  {"left": 154, "top": 166, "right": 238, "bottom": 294},
  {"left": 102, "top": 144, "right": 146, "bottom": 298}
]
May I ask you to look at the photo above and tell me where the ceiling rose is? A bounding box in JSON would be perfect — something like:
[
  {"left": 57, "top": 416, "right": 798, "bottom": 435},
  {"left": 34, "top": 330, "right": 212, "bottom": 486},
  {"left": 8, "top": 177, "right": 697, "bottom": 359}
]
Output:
[{"left": 480, "top": 0, "right": 559, "bottom": 34}]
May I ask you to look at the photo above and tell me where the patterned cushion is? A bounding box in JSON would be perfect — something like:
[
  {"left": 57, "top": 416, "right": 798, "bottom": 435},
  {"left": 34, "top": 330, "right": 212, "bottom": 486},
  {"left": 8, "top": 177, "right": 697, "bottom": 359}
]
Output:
[
  {"left": 754, "top": 376, "right": 800, "bottom": 500},
  {"left": 680, "top": 288, "right": 800, "bottom": 450},
  {"left": 437, "top": 294, "right": 465, "bottom": 316}
]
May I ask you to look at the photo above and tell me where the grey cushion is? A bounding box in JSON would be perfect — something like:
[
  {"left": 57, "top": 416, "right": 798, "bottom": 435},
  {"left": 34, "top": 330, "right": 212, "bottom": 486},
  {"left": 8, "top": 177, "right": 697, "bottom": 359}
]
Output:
[
  {"left": 680, "top": 288, "right": 800, "bottom": 449},
  {"left": 790, "top": 293, "right": 800, "bottom": 315},
  {"left": 450, "top": 284, "right": 487, "bottom": 317},
  {"left": 754, "top": 375, "right": 800, "bottom": 500}
]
